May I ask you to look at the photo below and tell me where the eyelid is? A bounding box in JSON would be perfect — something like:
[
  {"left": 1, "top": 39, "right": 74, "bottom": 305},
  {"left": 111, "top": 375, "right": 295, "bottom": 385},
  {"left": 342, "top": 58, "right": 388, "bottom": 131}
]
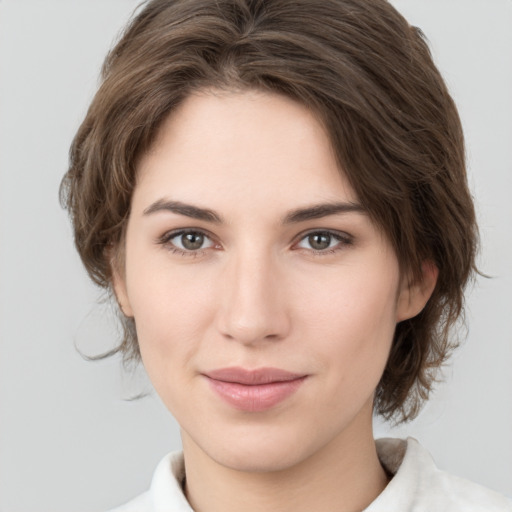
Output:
[
  {"left": 155, "top": 227, "right": 353, "bottom": 256},
  {"left": 157, "top": 227, "right": 220, "bottom": 255},
  {"left": 292, "top": 228, "right": 354, "bottom": 252}
]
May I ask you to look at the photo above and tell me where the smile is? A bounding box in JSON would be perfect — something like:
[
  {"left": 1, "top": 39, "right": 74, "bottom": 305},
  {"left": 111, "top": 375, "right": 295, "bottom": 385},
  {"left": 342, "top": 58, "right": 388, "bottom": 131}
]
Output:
[{"left": 203, "top": 367, "right": 307, "bottom": 412}]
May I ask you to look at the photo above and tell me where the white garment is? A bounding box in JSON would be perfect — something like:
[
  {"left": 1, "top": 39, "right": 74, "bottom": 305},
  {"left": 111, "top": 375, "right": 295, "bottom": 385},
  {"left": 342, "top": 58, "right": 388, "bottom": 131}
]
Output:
[{"left": 108, "top": 438, "right": 512, "bottom": 511}]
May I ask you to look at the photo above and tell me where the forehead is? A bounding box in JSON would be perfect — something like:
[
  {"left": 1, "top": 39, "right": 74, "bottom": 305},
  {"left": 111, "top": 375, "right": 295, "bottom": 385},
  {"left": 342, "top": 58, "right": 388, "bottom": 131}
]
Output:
[{"left": 135, "top": 89, "right": 359, "bottom": 213}]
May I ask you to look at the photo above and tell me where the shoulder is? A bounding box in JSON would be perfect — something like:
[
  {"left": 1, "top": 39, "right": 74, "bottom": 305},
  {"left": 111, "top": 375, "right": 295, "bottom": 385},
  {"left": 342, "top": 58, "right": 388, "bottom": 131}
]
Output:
[
  {"left": 107, "top": 490, "right": 152, "bottom": 512},
  {"left": 369, "top": 437, "right": 512, "bottom": 512},
  {"left": 105, "top": 451, "right": 192, "bottom": 512},
  {"left": 433, "top": 470, "right": 512, "bottom": 511}
]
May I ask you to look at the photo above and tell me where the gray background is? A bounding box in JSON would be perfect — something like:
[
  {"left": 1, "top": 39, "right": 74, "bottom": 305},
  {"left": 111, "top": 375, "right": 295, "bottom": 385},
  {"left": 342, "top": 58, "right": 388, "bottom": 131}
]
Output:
[{"left": 0, "top": 1, "right": 511, "bottom": 511}]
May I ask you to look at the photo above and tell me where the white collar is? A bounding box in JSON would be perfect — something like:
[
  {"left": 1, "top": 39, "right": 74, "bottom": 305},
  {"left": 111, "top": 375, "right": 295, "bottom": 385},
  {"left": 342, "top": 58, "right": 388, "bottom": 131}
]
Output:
[{"left": 144, "top": 438, "right": 511, "bottom": 512}]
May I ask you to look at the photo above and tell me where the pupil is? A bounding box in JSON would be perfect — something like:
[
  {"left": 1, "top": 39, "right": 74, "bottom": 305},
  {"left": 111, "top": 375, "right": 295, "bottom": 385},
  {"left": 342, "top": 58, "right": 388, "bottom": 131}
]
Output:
[
  {"left": 309, "top": 233, "right": 331, "bottom": 250},
  {"left": 182, "top": 233, "right": 204, "bottom": 250}
]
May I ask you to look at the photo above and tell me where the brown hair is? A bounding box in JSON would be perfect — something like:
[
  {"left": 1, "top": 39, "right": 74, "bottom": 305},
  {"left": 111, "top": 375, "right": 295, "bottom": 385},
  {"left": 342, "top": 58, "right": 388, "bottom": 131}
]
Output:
[{"left": 61, "top": 0, "right": 478, "bottom": 423}]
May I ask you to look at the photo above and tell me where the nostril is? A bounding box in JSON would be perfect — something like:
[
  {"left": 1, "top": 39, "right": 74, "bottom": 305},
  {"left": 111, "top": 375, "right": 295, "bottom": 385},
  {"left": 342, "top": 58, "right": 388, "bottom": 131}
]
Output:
[{"left": 217, "top": 313, "right": 289, "bottom": 345}]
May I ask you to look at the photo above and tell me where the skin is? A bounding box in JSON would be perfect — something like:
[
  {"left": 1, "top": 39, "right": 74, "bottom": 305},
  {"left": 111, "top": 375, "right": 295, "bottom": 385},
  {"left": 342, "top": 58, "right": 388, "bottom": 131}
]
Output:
[{"left": 113, "top": 89, "right": 437, "bottom": 512}]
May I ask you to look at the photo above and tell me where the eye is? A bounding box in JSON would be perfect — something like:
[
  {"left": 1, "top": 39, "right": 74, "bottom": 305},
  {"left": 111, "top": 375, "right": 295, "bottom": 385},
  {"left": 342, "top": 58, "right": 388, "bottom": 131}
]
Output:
[
  {"left": 160, "top": 230, "right": 217, "bottom": 254},
  {"left": 295, "top": 230, "right": 352, "bottom": 252}
]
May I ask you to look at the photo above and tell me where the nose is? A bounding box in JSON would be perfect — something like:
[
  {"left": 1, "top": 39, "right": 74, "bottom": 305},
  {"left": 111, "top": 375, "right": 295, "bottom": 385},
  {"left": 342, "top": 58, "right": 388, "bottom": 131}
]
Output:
[{"left": 216, "top": 248, "right": 291, "bottom": 345}]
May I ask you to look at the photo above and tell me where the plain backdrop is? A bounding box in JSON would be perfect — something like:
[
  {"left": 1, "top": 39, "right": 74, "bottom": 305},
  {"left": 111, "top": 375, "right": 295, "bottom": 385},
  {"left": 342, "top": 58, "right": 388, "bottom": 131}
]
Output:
[{"left": 0, "top": 1, "right": 511, "bottom": 511}]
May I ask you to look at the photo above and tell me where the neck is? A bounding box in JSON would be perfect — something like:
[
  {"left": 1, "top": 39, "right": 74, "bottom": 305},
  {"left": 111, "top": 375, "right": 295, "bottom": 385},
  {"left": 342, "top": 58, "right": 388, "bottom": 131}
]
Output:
[{"left": 181, "top": 407, "right": 389, "bottom": 512}]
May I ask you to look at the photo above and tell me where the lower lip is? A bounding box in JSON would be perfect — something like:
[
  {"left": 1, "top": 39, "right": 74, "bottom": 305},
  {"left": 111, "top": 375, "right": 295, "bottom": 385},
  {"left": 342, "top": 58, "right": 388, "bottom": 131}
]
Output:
[{"left": 206, "top": 377, "right": 306, "bottom": 412}]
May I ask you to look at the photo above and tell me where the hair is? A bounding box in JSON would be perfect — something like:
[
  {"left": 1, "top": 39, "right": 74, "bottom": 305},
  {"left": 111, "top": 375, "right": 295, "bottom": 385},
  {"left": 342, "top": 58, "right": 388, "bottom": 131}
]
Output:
[{"left": 60, "top": 0, "right": 478, "bottom": 423}]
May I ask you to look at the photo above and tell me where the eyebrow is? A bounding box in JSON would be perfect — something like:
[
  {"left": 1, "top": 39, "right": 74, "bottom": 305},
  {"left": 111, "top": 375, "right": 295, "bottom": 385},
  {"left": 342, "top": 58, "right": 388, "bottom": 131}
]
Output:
[
  {"left": 143, "top": 199, "right": 365, "bottom": 224},
  {"left": 143, "top": 200, "right": 223, "bottom": 223},
  {"left": 283, "top": 201, "right": 366, "bottom": 223}
]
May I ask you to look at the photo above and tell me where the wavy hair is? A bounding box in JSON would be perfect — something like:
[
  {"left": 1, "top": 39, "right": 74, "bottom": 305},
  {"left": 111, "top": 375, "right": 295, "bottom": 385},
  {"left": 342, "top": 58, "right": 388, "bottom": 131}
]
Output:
[{"left": 61, "top": 0, "right": 478, "bottom": 423}]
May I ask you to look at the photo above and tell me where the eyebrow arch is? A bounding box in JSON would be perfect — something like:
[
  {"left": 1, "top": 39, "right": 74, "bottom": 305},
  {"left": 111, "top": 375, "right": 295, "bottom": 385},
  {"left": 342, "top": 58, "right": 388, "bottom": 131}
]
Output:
[
  {"left": 283, "top": 202, "right": 366, "bottom": 224},
  {"left": 143, "top": 199, "right": 365, "bottom": 225},
  {"left": 143, "top": 199, "right": 223, "bottom": 223}
]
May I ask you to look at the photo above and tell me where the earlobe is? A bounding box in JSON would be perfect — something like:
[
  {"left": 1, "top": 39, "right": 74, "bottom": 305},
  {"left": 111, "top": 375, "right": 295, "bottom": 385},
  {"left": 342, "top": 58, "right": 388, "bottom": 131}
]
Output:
[
  {"left": 396, "top": 261, "right": 438, "bottom": 322},
  {"left": 112, "top": 269, "right": 134, "bottom": 317}
]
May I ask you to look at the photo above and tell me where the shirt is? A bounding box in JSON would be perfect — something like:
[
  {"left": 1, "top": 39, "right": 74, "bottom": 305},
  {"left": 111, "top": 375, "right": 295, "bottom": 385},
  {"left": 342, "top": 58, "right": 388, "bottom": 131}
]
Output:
[{"left": 108, "top": 437, "right": 512, "bottom": 511}]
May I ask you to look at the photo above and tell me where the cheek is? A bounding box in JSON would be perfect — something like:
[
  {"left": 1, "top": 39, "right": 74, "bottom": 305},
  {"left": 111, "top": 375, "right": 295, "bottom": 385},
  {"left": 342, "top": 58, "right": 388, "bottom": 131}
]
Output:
[
  {"left": 297, "top": 263, "right": 399, "bottom": 397},
  {"left": 298, "top": 259, "right": 399, "bottom": 334},
  {"left": 124, "top": 253, "right": 217, "bottom": 385}
]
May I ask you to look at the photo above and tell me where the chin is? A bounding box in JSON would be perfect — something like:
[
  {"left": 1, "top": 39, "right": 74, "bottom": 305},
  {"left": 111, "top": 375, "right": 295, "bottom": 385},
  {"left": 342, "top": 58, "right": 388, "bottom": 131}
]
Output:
[
  {"left": 212, "top": 443, "right": 309, "bottom": 473},
  {"left": 189, "top": 423, "right": 323, "bottom": 474}
]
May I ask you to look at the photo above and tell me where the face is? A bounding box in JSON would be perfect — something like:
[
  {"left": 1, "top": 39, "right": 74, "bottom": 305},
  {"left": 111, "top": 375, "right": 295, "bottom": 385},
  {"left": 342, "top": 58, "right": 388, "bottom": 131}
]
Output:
[{"left": 114, "top": 90, "right": 430, "bottom": 472}]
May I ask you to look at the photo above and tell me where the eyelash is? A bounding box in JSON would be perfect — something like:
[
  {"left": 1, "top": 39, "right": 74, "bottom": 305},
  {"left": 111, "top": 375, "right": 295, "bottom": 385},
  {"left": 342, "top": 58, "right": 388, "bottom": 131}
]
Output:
[
  {"left": 157, "top": 229, "right": 218, "bottom": 258},
  {"left": 293, "top": 230, "right": 354, "bottom": 255},
  {"left": 157, "top": 229, "right": 353, "bottom": 257}
]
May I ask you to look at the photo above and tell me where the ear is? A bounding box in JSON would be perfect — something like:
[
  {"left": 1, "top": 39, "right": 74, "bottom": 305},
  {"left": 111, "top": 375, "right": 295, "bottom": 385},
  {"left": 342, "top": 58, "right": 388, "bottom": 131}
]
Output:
[
  {"left": 109, "top": 248, "right": 134, "bottom": 318},
  {"left": 396, "top": 261, "right": 438, "bottom": 322},
  {"left": 112, "top": 270, "right": 134, "bottom": 318}
]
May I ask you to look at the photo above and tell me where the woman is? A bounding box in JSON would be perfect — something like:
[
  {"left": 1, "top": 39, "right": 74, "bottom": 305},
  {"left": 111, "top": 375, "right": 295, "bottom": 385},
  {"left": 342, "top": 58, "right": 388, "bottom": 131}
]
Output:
[{"left": 60, "top": 0, "right": 511, "bottom": 510}]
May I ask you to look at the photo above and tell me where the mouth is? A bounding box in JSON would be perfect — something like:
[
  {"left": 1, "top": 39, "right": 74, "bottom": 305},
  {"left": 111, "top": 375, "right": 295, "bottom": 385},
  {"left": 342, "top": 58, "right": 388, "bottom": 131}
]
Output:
[{"left": 202, "top": 367, "right": 308, "bottom": 412}]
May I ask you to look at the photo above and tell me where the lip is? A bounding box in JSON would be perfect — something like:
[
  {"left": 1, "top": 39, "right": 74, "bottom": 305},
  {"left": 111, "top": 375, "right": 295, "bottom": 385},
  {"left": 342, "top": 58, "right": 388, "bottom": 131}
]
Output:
[{"left": 203, "top": 367, "right": 307, "bottom": 412}]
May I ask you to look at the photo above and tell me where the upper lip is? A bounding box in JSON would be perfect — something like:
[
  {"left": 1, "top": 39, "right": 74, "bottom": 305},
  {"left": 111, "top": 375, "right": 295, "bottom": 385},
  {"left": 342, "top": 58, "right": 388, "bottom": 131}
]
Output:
[{"left": 203, "top": 367, "right": 306, "bottom": 385}]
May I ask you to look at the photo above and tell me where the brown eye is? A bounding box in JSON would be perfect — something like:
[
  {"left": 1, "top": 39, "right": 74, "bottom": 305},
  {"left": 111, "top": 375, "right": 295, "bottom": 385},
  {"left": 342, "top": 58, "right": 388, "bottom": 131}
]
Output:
[
  {"left": 164, "top": 230, "right": 215, "bottom": 252},
  {"left": 295, "top": 230, "right": 353, "bottom": 253},
  {"left": 181, "top": 232, "right": 205, "bottom": 250},
  {"left": 307, "top": 233, "right": 332, "bottom": 250}
]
